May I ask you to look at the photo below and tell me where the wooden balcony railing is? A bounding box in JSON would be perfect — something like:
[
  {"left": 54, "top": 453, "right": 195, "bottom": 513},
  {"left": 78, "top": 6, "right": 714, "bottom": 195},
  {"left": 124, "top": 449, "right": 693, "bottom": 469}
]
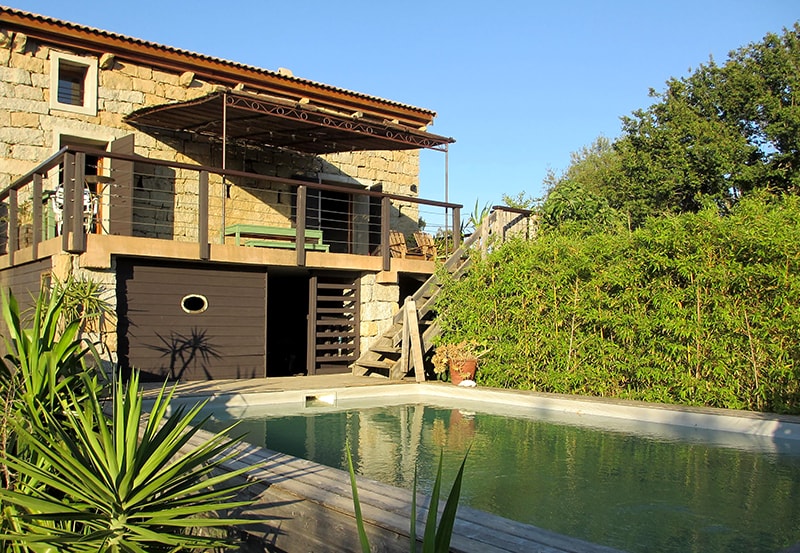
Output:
[{"left": 1, "top": 145, "right": 462, "bottom": 270}]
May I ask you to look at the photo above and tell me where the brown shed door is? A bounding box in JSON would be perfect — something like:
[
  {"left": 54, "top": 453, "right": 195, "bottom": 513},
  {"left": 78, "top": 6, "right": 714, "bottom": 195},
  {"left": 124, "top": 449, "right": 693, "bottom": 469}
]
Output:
[
  {"left": 307, "top": 273, "right": 360, "bottom": 375},
  {"left": 117, "top": 259, "right": 266, "bottom": 380},
  {"left": 0, "top": 259, "right": 52, "bottom": 359}
]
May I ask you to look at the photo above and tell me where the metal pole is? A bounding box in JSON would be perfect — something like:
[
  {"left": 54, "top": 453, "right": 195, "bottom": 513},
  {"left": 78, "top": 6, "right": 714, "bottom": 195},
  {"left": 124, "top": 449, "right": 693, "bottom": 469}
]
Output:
[
  {"left": 444, "top": 143, "right": 450, "bottom": 254},
  {"left": 221, "top": 91, "right": 228, "bottom": 242}
]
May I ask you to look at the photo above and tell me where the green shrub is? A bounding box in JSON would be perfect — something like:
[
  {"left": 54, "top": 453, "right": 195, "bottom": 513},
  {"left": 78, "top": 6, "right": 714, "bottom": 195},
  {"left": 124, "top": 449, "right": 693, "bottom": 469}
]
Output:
[{"left": 435, "top": 195, "right": 800, "bottom": 413}]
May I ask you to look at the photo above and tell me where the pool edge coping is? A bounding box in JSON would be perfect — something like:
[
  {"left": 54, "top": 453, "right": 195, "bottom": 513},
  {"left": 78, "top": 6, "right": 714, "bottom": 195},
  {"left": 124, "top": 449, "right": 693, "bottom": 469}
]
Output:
[{"left": 173, "top": 381, "right": 800, "bottom": 442}]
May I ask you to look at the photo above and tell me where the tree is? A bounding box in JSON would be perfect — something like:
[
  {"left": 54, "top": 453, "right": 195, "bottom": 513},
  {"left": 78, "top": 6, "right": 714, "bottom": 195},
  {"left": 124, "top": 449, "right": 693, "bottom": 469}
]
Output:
[
  {"left": 543, "top": 23, "right": 800, "bottom": 231},
  {"left": 537, "top": 136, "right": 626, "bottom": 234},
  {"left": 615, "top": 73, "right": 755, "bottom": 223},
  {"left": 613, "top": 23, "right": 800, "bottom": 226},
  {"left": 723, "top": 22, "right": 800, "bottom": 191},
  {"left": 546, "top": 136, "right": 622, "bottom": 198}
]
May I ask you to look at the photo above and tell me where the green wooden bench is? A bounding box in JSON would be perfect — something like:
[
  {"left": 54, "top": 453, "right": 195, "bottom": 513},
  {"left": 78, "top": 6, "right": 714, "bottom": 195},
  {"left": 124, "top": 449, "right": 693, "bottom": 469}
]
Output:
[
  {"left": 224, "top": 224, "right": 328, "bottom": 251},
  {"left": 242, "top": 239, "right": 330, "bottom": 251}
]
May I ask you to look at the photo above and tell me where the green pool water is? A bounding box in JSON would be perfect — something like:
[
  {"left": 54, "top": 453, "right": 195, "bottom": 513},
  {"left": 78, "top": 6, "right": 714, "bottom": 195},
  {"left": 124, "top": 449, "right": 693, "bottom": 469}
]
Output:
[{"left": 203, "top": 399, "right": 800, "bottom": 553}]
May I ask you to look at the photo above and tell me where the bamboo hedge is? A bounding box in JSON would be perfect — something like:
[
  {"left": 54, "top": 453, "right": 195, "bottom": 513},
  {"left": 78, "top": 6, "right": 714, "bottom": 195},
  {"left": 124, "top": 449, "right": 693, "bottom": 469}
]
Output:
[{"left": 435, "top": 195, "right": 800, "bottom": 414}]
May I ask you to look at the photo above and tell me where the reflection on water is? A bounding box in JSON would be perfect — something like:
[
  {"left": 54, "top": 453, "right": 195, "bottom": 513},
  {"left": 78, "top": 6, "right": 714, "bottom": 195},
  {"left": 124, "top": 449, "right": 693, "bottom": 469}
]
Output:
[{"left": 204, "top": 401, "right": 800, "bottom": 553}]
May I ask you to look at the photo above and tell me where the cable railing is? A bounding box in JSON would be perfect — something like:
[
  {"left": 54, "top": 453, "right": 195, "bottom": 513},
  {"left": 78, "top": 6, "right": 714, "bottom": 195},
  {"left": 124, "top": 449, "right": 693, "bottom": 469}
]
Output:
[{"left": 1, "top": 145, "right": 463, "bottom": 270}]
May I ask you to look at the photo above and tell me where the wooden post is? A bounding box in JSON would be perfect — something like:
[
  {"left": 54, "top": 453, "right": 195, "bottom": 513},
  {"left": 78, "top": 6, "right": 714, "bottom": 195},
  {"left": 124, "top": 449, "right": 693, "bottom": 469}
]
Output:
[
  {"left": 70, "top": 152, "right": 86, "bottom": 254},
  {"left": 381, "top": 196, "right": 391, "bottom": 272},
  {"left": 452, "top": 206, "right": 461, "bottom": 253},
  {"left": 296, "top": 185, "right": 307, "bottom": 267},
  {"left": 198, "top": 170, "right": 209, "bottom": 260},
  {"left": 8, "top": 188, "right": 17, "bottom": 266},
  {"left": 404, "top": 297, "right": 426, "bottom": 382},
  {"left": 481, "top": 213, "right": 489, "bottom": 258},
  {"left": 61, "top": 152, "right": 73, "bottom": 252},
  {"left": 32, "top": 173, "right": 41, "bottom": 259},
  {"left": 400, "top": 302, "right": 410, "bottom": 376},
  {"left": 306, "top": 274, "right": 318, "bottom": 375}
]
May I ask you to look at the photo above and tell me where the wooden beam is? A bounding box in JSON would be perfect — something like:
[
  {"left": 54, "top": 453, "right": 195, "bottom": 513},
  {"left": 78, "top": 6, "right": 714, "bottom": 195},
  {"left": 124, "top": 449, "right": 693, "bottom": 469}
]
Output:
[
  {"left": 381, "top": 197, "right": 390, "bottom": 272},
  {"left": 399, "top": 302, "right": 410, "bottom": 378},
  {"left": 8, "top": 188, "right": 17, "bottom": 266},
  {"left": 296, "top": 186, "right": 307, "bottom": 267},
  {"left": 452, "top": 206, "right": 461, "bottom": 252},
  {"left": 198, "top": 170, "right": 209, "bottom": 260},
  {"left": 70, "top": 152, "right": 86, "bottom": 254},
  {"left": 32, "top": 172, "right": 41, "bottom": 259},
  {"left": 404, "top": 297, "right": 426, "bottom": 383}
]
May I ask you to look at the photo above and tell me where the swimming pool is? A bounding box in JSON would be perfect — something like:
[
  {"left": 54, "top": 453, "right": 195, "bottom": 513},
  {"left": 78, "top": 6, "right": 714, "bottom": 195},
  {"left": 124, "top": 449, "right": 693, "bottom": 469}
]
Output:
[{"left": 198, "top": 384, "right": 800, "bottom": 553}]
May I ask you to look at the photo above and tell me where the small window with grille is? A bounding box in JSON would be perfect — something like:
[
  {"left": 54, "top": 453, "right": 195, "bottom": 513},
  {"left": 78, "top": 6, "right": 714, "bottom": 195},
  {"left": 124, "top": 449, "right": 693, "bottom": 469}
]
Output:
[
  {"left": 50, "top": 51, "right": 98, "bottom": 116},
  {"left": 57, "top": 61, "right": 87, "bottom": 106}
]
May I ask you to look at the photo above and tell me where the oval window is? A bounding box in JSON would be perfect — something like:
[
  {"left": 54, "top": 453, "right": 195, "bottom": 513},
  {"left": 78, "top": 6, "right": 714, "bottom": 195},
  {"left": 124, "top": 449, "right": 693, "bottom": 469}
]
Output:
[{"left": 181, "top": 294, "right": 208, "bottom": 314}]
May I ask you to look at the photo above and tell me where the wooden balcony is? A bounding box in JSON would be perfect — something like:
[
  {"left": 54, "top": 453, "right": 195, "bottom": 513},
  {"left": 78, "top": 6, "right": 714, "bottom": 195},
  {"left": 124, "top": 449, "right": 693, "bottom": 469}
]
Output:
[{"left": 0, "top": 146, "right": 462, "bottom": 274}]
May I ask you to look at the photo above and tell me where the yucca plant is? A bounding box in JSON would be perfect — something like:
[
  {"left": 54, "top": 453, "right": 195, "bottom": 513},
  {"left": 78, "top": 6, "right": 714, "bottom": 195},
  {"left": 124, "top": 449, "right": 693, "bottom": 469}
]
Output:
[
  {"left": 0, "top": 288, "right": 257, "bottom": 552},
  {"left": 1, "top": 288, "right": 99, "bottom": 430},
  {"left": 0, "top": 287, "right": 104, "bottom": 552},
  {"left": 347, "top": 443, "right": 468, "bottom": 553},
  {"left": 0, "top": 370, "right": 255, "bottom": 552},
  {"left": 51, "top": 275, "right": 114, "bottom": 333}
]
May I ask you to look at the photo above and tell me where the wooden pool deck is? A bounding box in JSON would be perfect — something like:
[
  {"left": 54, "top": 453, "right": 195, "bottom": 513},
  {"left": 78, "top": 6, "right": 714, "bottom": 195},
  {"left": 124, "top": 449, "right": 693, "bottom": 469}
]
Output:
[{"left": 142, "top": 373, "right": 406, "bottom": 399}]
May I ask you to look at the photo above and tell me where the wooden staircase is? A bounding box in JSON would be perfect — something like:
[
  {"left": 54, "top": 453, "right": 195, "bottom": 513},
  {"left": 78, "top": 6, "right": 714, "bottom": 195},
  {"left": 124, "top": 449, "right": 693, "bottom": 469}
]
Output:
[{"left": 351, "top": 207, "right": 534, "bottom": 379}]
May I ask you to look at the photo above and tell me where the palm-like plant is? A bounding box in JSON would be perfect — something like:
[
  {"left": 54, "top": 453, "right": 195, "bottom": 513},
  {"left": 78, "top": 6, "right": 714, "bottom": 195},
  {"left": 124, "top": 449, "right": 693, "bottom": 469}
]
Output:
[
  {"left": 0, "top": 287, "right": 101, "bottom": 552},
  {"left": 1, "top": 288, "right": 98, "bottom": 431},
  {"left": 0, "top": 288, "right": 257, "bottom": 552},
  {"left": 0, "top": 371, "right": 253, "bottom": 552}
]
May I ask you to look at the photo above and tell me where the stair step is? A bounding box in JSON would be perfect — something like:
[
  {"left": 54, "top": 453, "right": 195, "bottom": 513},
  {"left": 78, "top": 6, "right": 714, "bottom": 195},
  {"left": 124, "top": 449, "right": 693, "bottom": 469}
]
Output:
[
  {"left": 370, "top": 346, "right": 400, "bottom": 355},
  {"left": 354, "top": 359, "right": 395, "bottom": 370}
]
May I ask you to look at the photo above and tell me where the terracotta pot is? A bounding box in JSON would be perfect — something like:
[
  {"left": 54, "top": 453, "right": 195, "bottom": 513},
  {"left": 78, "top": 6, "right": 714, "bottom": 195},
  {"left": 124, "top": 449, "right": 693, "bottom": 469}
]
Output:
[{"left": 448, "top": 358, "right": 477, "bottom": 385}]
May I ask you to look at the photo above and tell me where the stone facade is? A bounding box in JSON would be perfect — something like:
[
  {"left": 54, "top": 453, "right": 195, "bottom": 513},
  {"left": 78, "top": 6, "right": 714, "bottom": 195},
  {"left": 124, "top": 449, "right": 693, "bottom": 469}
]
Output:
[
  {"left": 0, "top": 28, "right": 420, "bottom": 204},
  {"left": 0, "top": 24, "right": 430, "bottom": 368},
  {"left": 359, "top": 272, "right": 400, "bottom": 353},
  {"left": 0, "top": 29, "right": 421, "bottom": 253}
]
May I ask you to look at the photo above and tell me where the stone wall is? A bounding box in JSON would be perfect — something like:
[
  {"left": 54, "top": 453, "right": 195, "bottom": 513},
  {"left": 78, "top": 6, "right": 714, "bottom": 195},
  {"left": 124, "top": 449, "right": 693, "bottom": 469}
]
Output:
[
  {"left": 359, "top": 273, "right": 400, "bottom": 354},
  {"left": 0, "top": 28, "right": 421, "bottom": 217}
]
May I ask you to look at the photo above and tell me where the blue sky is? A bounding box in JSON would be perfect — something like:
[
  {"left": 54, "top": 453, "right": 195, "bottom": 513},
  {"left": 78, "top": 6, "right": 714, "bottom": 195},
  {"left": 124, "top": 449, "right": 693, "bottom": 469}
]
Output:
[{"left": 8, "top": 0, "right": 799, "bottom": 210}]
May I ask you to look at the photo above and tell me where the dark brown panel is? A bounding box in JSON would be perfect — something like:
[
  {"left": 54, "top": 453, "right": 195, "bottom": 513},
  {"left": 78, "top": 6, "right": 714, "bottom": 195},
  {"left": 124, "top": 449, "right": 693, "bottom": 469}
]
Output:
[
  {"left": 0, "top": 258, "right": 51, "bottom": 306},
  {"left": 117, "top": 258, "right": 266, "bottom": 381},
  {"left": 109, "top": 134, "right": 134, "bottom": 236},
  {"left": 0, "top": 259, "right": 51, "bottom": 357}
]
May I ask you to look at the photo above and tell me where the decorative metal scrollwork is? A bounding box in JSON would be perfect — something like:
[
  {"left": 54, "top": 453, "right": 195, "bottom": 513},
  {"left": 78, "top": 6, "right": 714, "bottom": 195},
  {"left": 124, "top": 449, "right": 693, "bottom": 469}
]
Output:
[{"left": 226, "top": 92, "right": 448, "bottom": 150}]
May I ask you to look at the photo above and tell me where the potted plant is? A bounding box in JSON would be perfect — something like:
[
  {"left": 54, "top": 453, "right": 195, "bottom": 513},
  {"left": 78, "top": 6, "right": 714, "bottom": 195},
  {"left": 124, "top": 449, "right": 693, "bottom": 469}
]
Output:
[{"left": 431, "top": 340, "right": 489, "bottom": 385}]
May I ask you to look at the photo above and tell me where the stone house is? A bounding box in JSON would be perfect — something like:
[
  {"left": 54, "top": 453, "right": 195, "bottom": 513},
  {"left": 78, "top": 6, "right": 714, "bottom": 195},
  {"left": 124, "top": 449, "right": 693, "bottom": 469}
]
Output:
[{"left": 0, "top": 6, "right": 458, "bottom": 380}]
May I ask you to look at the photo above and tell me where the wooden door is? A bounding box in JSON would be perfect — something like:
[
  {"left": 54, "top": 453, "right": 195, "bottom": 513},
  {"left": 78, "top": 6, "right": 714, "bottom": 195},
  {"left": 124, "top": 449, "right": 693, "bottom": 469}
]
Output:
[{"left": 306, "top": 273, "right": 360, "bottom": 375}]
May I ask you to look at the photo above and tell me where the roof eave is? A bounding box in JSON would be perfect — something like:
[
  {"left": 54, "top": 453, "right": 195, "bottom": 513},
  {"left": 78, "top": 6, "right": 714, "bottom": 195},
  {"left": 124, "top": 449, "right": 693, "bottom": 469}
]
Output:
[{"left": 0, "top": 6, "right": 438, "bottom": 128}]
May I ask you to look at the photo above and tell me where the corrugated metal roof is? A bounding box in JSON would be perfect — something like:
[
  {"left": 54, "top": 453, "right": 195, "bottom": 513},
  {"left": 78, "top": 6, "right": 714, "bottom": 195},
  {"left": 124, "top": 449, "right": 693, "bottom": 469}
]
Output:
[{"left": 125, "top": 89, "right": 454, "bottom": 153}]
